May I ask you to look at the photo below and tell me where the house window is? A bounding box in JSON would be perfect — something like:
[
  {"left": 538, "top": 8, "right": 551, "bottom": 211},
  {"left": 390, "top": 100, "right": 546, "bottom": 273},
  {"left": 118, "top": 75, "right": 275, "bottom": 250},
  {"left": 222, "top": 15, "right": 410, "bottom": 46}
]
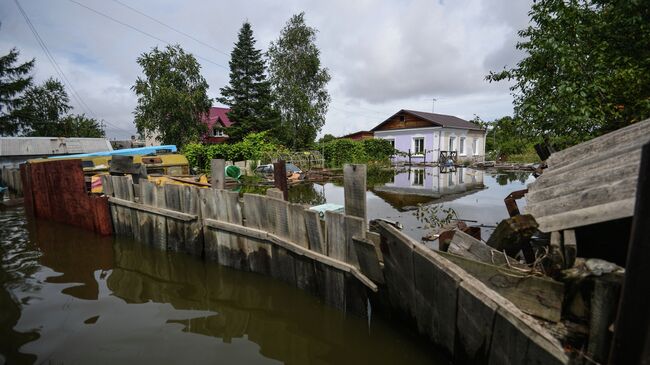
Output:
[
  {"left": 413, "top": 169, "right": 424, "bottom": 186},
  {"left": 459, "top": 137, "right": 466, "bottom": 155},
  {"left": 399, "top": 115, "right": 405, "bottom": 122},
  {"left": 473, "top": 138, "right": 479, "bottom": 155},
  {"left": 386, "top": 139, "right": 395, "bottom": 149},
  {"left": 213, "top": 128, "right": 225, "bottom": 137},
  {"left": 413, "top": 137, "right": 425, "bottom": 155},
  {"left": 449, "top": 136, "right": 455, "bottom": 151}
]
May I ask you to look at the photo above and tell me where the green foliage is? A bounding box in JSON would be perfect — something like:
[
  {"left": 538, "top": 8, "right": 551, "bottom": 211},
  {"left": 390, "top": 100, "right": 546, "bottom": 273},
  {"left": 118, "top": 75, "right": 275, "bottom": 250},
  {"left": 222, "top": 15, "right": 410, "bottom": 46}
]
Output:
[
  {"left": 485, "top": 116, "right": 530, "bottom": 157},
  {"left": 217, "top": 22, "right": 280, "bottom": 142},
  {"left": 267, "top": 13, "right": 331, "bottom": 149},
  {"left": 322, "top": 138, "right": 394, "bottom": 167},
  {"left": 182, "top": 132, "right": 287, "bottom": 171},
  {"left": 22, "top": 78, "right": 71, "bottom": 136},
  {"left": 0, "top": 47, "right": 34, "bottom": 136},
  {"left": 133, "top": 45, "right": 211, "bottom": 148},
  {"left": 413, "top": 204, "right": 459, "bottom": 229},
  {"left": 317, "top": 133, "right": 336, "bottom": 143},
  {"left": 487, "top": 0, "right": 650, "bottom": 149},
  {"left": 58, "top": 114, "right": 105, "bottom": 138}
]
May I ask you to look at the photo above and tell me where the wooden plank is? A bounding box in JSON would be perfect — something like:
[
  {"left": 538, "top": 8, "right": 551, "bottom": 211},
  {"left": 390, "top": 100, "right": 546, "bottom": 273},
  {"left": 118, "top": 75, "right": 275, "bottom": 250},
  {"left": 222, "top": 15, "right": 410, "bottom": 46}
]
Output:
[
  {"left": 164, "top": 183, "right": 184, "bottom": 252},
  {"left": 535, "top": 198, "right": 635, "bottom": 233},
  {"left": 352, "top": 236, "right": 384, "bottom": 284},
  {"left": 304, "top": 209, "right": 326, "bottom": 254},
  {"left": 588, "top": 275, "right": 622, "bottom": 363},
  {"left": 375, "top": 221, "right": 417, "bottom": 318},
  {"left": 345, "top": 273, "right": 368, "bottom": 318},
  {"left": 270, "top": 245, "right": 296, "bottom": 285},
  {"left": 326, "top": 211, "right": 346, "bottom": 261},
  {"left": 153, "top": 184, "right": 168, "bottom": 250},
  {"left": 439, "top": 251, "right": 564, "bottom": 322},
  {"left": 294, "top": 253, "right": 318, "bottom": 295},
  {"left": 180, "top": 185, "right": 203, "bottom": 256},
  {"left": 455, "top": 280, "right": 498, "bottom": 364},
  {"left": 343, "top": 164, "right": 367, "bottom": 221},
  {"left": 242, "top": 193, "right": 271, "bottom": 274},
  {"left": 412, "top": 249, "right": 459, "bottom": 355},
  {"left": 215, "top": 190, "right": 246, "bottom": 270},
  {"left": 138, "top": 180, "right": 156, "bottom": 247},
  {"left": 609, "top": 142, "right": 650, "bottom": 365},
  {"left": 108, "top": 196, "right": 198, "bottom": 221},
  {"left": 200, "top": 188, "right": 220, "bottom": 261},
  {"left": 266, "top": 188, "right": 284, "bottom": 200},
  {"left": 211, "top": 159, "right": 225, "bottom": 189},
  {"left": 316, "top": 263, "right": 346, "bottom": 312},
  {"left": 448, "top": 229, "right": 525, "bottom": 269},
  {"left": 287, "top": 203, "right": 309, "bottom": 248},
  {"left": 344, "top": 215, "right": 365, "bottom": 268}
]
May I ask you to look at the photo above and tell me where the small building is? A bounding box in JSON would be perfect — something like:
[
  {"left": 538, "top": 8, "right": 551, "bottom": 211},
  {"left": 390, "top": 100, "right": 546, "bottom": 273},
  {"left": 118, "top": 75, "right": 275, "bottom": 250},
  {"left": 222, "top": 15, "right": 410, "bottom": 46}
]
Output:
[
  {"left": 340, "top": 130, "right": 374, "bottom": 141},
  {"left": 202, "top": 107, "right": 232, "bottom": 144},
  {"left": 0, "top": 137, "right": 113, "bottom": 167},
  {"left": 371, "top": 110, "right": 486, "bottom": 163}
]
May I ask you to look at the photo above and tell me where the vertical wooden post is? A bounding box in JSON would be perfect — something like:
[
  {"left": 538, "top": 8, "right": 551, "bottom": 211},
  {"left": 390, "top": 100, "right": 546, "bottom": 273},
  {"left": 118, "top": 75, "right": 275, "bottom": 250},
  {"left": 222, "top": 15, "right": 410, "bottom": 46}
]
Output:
[
  {"left": 408, "top": 149, "right": 412, "bottom": 164},
  {"left": 609, "top": 142, "right": 650, "bottom": 365},
  {"left": 343, "top": 164, "right": 367, "bottom": 222},
  {"left": 273, "top": 160, "right": 288, "bottom": 201},
  {"left": 211, "top": 159, "right": 225, "bottom": 190}
]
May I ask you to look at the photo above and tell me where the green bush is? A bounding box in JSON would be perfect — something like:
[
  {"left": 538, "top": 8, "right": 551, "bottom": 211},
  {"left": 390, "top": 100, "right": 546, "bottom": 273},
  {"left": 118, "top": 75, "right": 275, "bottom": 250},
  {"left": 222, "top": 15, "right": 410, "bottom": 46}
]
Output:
[
  {"left": 182, "top": 132, "right": 288, "bottom": 171},
  {"left": 323, "top": 138, "right": 394, "bottom": 168}
]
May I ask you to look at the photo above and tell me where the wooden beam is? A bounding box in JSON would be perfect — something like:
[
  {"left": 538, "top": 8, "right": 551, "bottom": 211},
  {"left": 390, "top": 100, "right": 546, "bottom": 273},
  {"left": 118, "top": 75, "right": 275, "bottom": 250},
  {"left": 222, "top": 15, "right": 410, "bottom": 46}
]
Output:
[
  {"left": 108, "top": 196, "right": 198, "bottom": 222},
  {"left": 343, "top": 164, "right": 367, "bottom": 221},
  {"left": 609, "top": 142, "right": 650, "bottom": 365},
  {"left": 534, "top": 198, "right": 635, "bottom": 233},
  {"left": 203, "top": 217, "right": 378, "bottom": 292},
  {"left": 273, "top": 160, "right": 288, "bottom": 201}
]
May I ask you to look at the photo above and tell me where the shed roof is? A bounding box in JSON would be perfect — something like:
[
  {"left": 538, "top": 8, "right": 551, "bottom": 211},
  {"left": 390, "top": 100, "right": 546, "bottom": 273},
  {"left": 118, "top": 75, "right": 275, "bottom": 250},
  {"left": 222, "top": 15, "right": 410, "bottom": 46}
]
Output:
[
  {"left": 0, "top": 137, "right": 113, "bottom": 157},
  {"left": 371, "top": 109, "right": 484, "bottom": 132},
  {"left": 525, "top": 118, "right": 650, "bottom": 233}
]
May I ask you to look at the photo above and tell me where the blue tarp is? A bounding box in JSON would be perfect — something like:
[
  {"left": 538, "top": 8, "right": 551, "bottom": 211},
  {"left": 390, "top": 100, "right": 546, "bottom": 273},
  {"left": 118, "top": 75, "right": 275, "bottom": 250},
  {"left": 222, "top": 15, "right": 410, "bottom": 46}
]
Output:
[{"left": 47, "top": 145, "right": 178, "bottom": 159}]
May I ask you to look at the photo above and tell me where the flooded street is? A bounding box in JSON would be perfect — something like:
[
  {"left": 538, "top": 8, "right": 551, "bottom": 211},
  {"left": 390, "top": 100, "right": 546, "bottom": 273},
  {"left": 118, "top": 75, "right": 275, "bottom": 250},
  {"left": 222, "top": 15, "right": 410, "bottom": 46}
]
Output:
[
  {"left": 0, "top": 205, "right": 449, "bottom": 365},
  {"left": 283, "top": 167, "right": 534, "bottom": 245}
]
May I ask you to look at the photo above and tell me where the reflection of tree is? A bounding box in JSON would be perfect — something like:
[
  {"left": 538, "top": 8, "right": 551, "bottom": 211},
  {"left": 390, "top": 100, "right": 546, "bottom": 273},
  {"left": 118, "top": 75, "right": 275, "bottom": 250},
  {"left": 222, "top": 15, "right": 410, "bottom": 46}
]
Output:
[
  {"left": 288, "top": 183, "right": 326, "bottom": 205},
  {"left": 493, "top": 171, "right": 531, "bottom": 186}
]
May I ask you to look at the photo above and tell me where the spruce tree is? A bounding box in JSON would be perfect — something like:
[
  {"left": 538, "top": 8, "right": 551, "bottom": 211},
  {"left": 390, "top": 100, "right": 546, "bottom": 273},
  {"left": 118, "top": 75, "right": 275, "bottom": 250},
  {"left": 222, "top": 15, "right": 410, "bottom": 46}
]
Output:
[
  {"left": 0, "top": 48, "right": 35, "bottom": 136},
  {"left": 218, "top": 22, "right": 279, "bottom": 143}
]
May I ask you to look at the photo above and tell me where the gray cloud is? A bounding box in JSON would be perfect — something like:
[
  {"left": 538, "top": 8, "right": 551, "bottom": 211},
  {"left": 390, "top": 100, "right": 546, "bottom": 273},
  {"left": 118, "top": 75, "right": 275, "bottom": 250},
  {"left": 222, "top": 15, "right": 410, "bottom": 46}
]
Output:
[{"left": 1, "top": 0, "right": 532, "bottom": 139}]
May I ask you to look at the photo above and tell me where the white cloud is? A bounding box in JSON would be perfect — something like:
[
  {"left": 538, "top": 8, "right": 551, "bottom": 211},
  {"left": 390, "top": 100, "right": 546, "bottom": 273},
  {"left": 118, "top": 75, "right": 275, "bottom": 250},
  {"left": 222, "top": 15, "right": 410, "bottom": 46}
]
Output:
[{"left": 1, "top": 0, "right": 532, "bottom": 140}]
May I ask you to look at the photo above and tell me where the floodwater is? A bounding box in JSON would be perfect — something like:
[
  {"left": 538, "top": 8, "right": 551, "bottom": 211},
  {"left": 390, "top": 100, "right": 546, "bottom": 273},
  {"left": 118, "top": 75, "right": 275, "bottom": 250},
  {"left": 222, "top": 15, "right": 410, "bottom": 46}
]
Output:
[
  {"left": 280, "top": 167, "right": 534, "bottom": 245},
  {"left": 0, "top": 205, "right": 449, "bottom": 365}
]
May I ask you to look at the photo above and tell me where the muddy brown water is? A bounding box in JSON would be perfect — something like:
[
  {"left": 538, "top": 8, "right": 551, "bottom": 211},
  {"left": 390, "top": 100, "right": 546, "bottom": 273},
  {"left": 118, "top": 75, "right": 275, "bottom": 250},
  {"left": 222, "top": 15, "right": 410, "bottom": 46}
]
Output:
[{"left": 0, "top": 205, "right": 450, "bottom": 365}]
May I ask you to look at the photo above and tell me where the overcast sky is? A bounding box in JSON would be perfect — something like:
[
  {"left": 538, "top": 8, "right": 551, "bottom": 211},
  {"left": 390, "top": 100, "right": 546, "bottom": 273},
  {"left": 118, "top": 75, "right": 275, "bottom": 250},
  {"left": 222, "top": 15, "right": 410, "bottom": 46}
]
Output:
[{"left": 1, "top": 0, "right": 532, "bottom": 140}]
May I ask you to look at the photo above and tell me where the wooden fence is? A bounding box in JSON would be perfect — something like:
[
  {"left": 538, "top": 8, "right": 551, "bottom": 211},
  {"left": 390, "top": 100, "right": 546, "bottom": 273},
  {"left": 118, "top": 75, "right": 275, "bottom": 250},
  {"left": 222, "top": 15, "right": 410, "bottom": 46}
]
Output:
[
  {"left": 103, "top": 172, "right": 377, "bottom": 316},
  {"left": 1, "top": 166, "right": 22, "bottom": 195},
  {"left": 376, "top": 222, "right": 569, "bottom": 365}
]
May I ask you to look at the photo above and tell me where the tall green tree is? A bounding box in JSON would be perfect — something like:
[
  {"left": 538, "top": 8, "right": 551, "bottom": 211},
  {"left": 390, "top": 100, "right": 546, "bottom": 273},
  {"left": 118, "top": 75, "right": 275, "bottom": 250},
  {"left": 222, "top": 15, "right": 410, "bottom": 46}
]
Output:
[
  {"left": 487, "top": 0, "right": 650, "bottom": 148},
  {"left": 217, "top": 22, "right": 280, "bottom": 143},
  {"left": 133, "top": 44, "right": 211, "bottom": 148},
  {"left": 22, "top": 77, "right": 72, "bottom": 136},
  {"left": 267, "top": 12, "right": 331, "bottom": 150},
  {"left": 0, "top": 48, "right": 34, "bottom": 136}
]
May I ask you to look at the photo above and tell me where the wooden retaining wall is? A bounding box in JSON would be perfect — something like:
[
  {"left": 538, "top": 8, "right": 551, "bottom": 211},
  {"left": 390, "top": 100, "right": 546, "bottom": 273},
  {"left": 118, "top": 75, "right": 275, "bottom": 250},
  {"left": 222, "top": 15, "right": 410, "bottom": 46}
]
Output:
[
  {"left": 376, "top": 221, "right": 569, "bottom": 365},
  {"left": 103, "top": 175, "right": 376, "bottom": 316},
  {"left": 21, "top": 160, "right": 112, "bottom": 235},
  {"left": 1, "top": 166, "right": 22, "bottom": 195}
]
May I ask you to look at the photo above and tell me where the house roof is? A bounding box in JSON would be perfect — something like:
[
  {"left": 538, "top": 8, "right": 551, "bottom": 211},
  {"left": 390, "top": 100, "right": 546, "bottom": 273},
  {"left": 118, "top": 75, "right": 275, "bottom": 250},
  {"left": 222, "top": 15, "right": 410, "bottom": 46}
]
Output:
[
  {"left": 202, "top": 107, "right": 232, "bottom": 128},
  {"left": 371, "top": 109, "right": 484, "bottom": 131},
  {"left": 340, "top": 130, "right": 373, "bottom": 139}
]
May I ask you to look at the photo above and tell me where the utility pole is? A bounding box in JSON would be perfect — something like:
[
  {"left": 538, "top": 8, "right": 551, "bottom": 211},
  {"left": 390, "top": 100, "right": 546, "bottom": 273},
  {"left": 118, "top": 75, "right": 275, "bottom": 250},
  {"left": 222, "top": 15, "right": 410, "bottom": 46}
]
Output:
[{"left": 431, "top": 98, "right": 438, "bottom": 113}]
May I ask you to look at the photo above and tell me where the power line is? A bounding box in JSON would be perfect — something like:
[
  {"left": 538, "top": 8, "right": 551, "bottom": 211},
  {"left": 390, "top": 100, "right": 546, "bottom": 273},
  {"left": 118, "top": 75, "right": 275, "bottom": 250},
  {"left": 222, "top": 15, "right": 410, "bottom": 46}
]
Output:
[
  {"left": 110, "top": 0, "right": 230, "bottom": 57},
  {"left": 66, "top": 0, "right": 228, "bottom": 70},
  {"left": 14, "top": 0, "right": 96, "bottom": 118}
]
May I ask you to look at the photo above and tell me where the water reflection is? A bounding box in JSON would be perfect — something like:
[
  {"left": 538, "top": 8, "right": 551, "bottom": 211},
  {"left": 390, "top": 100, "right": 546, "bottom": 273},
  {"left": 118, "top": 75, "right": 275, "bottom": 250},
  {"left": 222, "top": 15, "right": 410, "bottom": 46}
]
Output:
[
  {"left": 0, "top": 207, "right": 447, "bottom": 365},
  {"left": 372, "top": 167, "right": 485, "bottom": 210}
]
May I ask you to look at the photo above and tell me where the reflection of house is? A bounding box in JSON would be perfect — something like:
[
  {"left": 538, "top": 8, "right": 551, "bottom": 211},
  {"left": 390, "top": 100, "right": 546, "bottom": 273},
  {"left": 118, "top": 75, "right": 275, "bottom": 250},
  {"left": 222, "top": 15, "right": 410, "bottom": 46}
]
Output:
[
  {"left": 202, "top": 107, "right": 232, "bottom": 144},
  {"left": 340, "top": 131, "right": 374, "bottom": 141},
  {"left": 371, "top": 109, "right": 486, "bottom": 163},
  {"left": 372, "top": 166, "right": 485, "bottom": 209}
]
